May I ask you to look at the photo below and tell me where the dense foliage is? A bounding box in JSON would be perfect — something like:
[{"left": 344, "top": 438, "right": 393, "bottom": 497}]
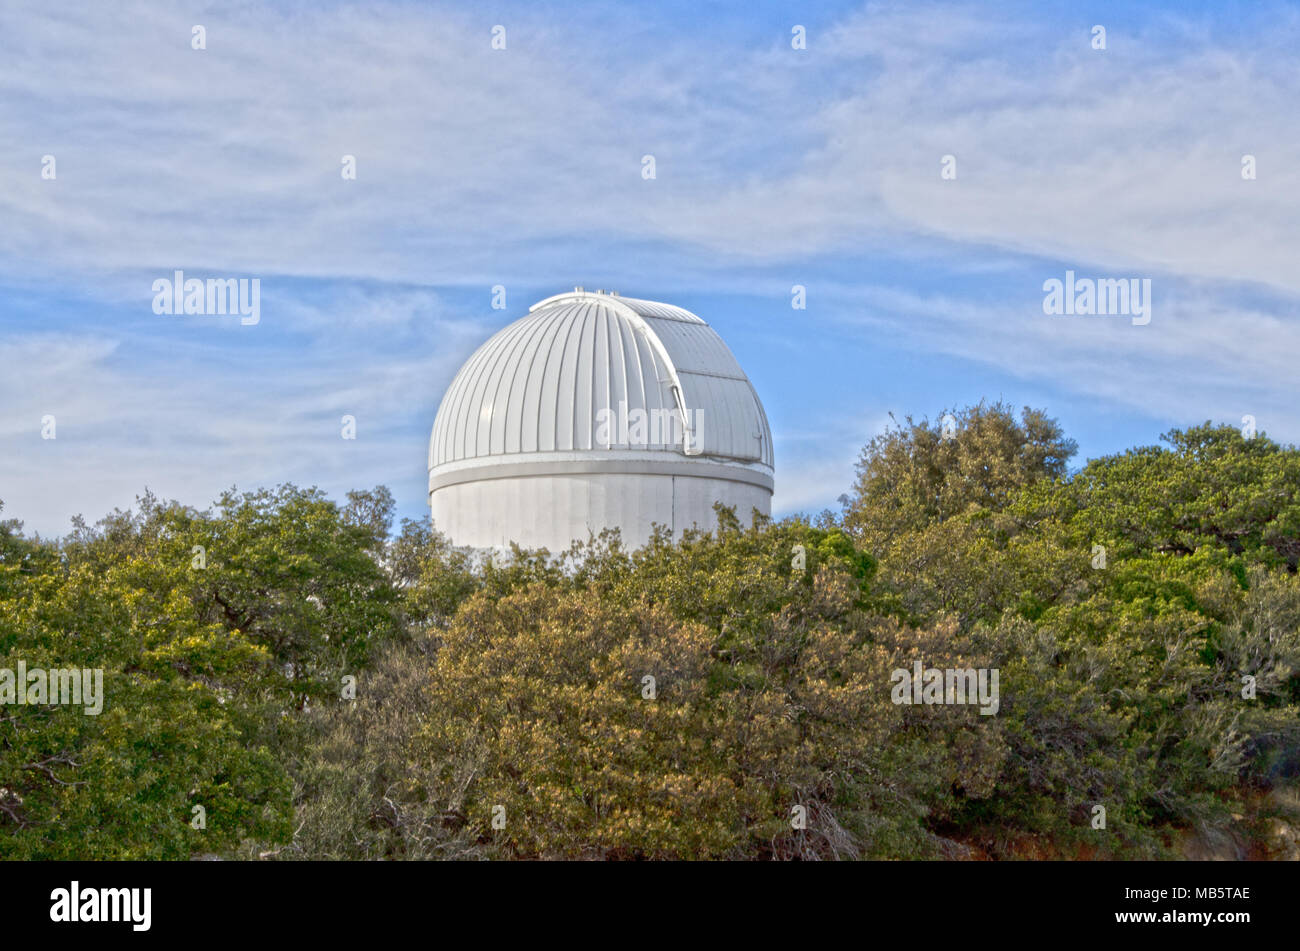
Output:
[
  {"left": 0, "top": 486, "right": 400, "bottom": 858},
  {"left": 2, "top": 404, "right": 1298, "bottom": 859}
]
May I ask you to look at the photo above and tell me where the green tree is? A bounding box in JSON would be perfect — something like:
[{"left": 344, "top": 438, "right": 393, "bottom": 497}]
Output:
[
  {"left": 844, "top": 401, "right": 1076, "bottom": 553},
  {"left": 0, "top": 485, "right": 404, "bottom": 859}
]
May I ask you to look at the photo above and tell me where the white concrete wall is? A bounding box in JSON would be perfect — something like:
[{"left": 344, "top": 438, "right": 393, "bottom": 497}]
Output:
[{"left": 430, "top": 473, "right": 771, "bottom": 553}]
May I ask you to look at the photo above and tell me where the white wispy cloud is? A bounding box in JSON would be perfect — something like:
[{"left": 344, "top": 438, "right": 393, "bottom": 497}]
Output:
[
  {"left": 0, "top": 294, "right": 479, "bottom": 534},
  {"left": 819, "top": 277, "right": 1300, "bottom": 442},
  {"left": 3, "top": 1, "right": 1297, "bottom": 285}
]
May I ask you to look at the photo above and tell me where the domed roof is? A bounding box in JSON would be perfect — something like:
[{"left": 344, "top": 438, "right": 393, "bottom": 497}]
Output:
[{"left": 429, "top": 290, "right": 773, "bottom": 472}]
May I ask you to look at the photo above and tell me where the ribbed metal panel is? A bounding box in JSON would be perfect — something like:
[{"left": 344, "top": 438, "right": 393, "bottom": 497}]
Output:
[{"left": 429, "top": 292, "right": 774, "bottom": 471}]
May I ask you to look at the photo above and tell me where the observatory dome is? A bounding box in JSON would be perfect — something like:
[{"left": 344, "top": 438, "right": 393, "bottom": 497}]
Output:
[{"left": 428, "top": 290, "right": 774, "bottom": 552}]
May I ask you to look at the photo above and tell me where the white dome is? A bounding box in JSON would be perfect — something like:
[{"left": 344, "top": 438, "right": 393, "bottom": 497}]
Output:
[{"left": 428, "top": 290, "right": 774, "bottom": 551}]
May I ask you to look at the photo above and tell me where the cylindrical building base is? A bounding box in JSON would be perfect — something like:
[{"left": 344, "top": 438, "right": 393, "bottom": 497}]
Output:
[{"left": 430, "top": 471, "right": 772, "bottom": 553}]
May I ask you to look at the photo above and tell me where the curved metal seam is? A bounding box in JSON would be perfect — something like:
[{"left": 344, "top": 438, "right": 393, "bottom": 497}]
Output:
[
  {"left": 500, "top": 306, "right": 555, "bottom": 455},
  {"left": 469, "top": 313, "right": 534, "bottom": 459},
  {"left": 610, "top": 306, "right": 627, "bottom": 448},
  {"left": 440, "top": 332, "right": 498, "bottom": 464},
  {"left": 598, "top": 304, "right": 611, "bottom": 448},
  {"left": 515, "top": 304, "right": 565, "bottom": 455},
  {"left": 456, "top": 318, "right": 512, "bottom": 460},
  {"left": 574, "top": 301, "right": 596, "bottom": 451},
  {"left": 484, "top": 314, "right": 534, "bottom": 457},
  {"left": 630, "top": 321, "right": 648, "bottom": 441},
  {"left": 546, "top": 302, "right": 584, "bottom": 453}
]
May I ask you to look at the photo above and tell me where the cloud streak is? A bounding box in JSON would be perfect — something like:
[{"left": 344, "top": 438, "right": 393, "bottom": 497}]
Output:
[{"left": 1, "top": 0, "right": 1297, "bottom": 534}]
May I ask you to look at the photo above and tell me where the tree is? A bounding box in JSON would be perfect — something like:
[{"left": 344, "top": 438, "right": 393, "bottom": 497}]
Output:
[
  {"left": 844, "top": 401, "right": 1076, "bottom": 553},
  {"left": 0, "top": 484, "right": 404, "bottom": 858}
]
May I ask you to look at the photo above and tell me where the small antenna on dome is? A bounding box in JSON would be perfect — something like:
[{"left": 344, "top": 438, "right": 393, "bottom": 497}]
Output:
[{"left": 574, "top": 285, "right": 584, "bottom": 293}]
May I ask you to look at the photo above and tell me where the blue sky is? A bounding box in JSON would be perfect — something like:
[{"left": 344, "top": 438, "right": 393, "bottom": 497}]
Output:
[{"left": 2, "top": 0, "right": 1298, "bottom": 536}]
